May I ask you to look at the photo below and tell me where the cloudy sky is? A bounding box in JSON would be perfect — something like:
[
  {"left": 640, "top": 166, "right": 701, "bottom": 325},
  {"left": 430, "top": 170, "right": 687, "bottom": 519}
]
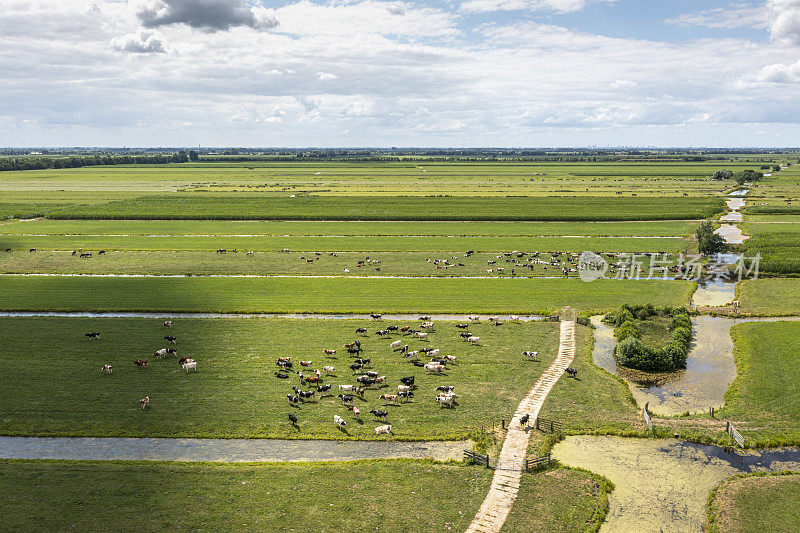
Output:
[{"left": 2, "top": 0, "right": 800, "bottom": 147}]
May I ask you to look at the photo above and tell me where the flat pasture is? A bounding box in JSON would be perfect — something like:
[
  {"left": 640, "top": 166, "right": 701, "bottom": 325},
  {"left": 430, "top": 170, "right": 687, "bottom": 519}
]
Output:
[
  {"left": 0, "top": 459, "right": 491, "bottom": 532},
  {"left": 707, "top": 472, "right": 800, "bottom": 533},
  {"left": 736, "top": 279, "right": 800, "bottom": 315},
  {"left": 0, "top": 250, "right": 687, "bottom": 277},
  {"left": 48, "top": 195, "right": 724, "bottom": 221},
  {"left": 0, "top": 317, "right": 558, "bottom": 440},
  {"left": 0, "top": 219, "right": 701, "bottom": 236},
  {"left": 0, "top": 276, "right": 695, "bottom": 314}
]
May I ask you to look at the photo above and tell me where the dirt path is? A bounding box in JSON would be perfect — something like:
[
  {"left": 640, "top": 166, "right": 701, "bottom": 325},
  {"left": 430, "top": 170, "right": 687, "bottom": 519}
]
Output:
[
  {"left": 465, "top": 320, "right": 576, "bottom": 533},
  {"left": 0, "top": 436, "right": 467, "bottom": 463}
]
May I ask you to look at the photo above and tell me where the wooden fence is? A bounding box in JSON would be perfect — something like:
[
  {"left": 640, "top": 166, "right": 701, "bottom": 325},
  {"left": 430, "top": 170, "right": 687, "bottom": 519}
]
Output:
[
  {"left": 464, "top": 450, "right": 490, "bottom": 468},
  {"left": 535, "top": 416, "right": 562, "bottom": 433},
  {"left": 576, "top": 317, "right": 590, "bottom": 326},
  {"left": 525, "top": 454, "right": 555, "bottom": 471}
]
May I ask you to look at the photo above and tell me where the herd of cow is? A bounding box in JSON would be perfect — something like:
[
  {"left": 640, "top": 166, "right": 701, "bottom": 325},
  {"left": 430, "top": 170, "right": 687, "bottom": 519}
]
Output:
[
  {"left": 272, "top": 315, "right": 499, "bottom": 435},
  {"left": 93, "top": 320, "right": 195, "bottom": 410}
]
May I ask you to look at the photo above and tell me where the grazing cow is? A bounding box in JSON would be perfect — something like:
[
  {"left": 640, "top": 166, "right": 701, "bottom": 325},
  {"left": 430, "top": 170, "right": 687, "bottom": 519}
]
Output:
[
  {"left": 399, "top": 376, "right": 415, "bottom": 386},
  {"left": 376, "top": 375, "right": 387, "bottom": 384},
  {"left": 97, "top": 250, "right": 106, "bottom": 255},
  {"left": 299, "top": 390, "right": 315, "bottom": 401},
  {"left": 304, "top": 375, "right": 321, "bottom": 385},
  {"left": 356, "top": 376, "right": 376, "bottom": 386},
  {"left": 379, "top": 394, "right": 398, "bottom": 404},
  {"left": 287, "top": 394, "right": 300, "bottom": 405},
  {"left": 424, "top": 362, "right": 445, "bottom": 374},
  {"left": 80, "top": 252, "right": 92, "bottom": 258},
  {"left": 178, "top": 355, "right": 194, "bottom": 364},
  {"left": 344, "top": 342, "right": 357, "bottom": 349},
  {"left": 276, "top": 357, "right": 291, "bottom": 364},
  {"left": 317, "top": 384, "right": 332, "bottom": 394},
  {"left": 164, "top": 336, "right": 177, "bottom": 344},
  {"left": 323, "top": 366, "right": 336, "bottom": 376},
  {"left": 85, "top": 332, "right": 101, "bottom": 340},
  {"left": 163, "top": 321, "right": 173, "bottom": 328},
  {"left": 398, "top": 391, "right": 413, "bottom": 402},
  {"left": 565, "top": 367, "right": 578, "bottom": 379},
  {"left": 444, "top": 355, "right": 457, "bottom": 363},
  {"left": 247, "top": 251, "right": 254, "bottom": 256},
  {"left": 375, "top": 424, "right": 392, "bottom": 435},
  {"left": 429, "top": 348, "right": 440, "bottom": 357},
  {"left": 140, "top": 396, "right": 150, "bottom": 410},
  {"left": 288, "top": 412, "right": 298, "bottom": 424},
  {"left": 436, "top": 393, "right": 455, "bottom": 408},
  {"left": 468, "top": 336, "right": 480, "bottom": 345},
  {"left": 412, "top": 332, "right": 428, "bottom": 340},
  {"left": 134, "top": 359, "right": 148, "bottom": 367},
  {"left": 370, "top": 313, "right": 382, "bottom": 320},
  {"left": 29, "top": 248, "right": 36, "bottom": 252},
  {"left": 488, "top": 316, "right": 499, "bottom": 322},
  {"left": 323, "top": 349, "right": 336, "bottom": 356},
  {"left": 390, "top": 340, "right": 402, "bottom": 350},
  {"left": 347, "top": 346, "right": 362, "bottom": 355},
  {"left": 353, "top": 386, "right": 366, "bottom": 398},
  {"left": 411, "top": 360, "right": 425, "bottom": 367},
  {"left": 339, "top": 384, "right": 354, "bottom": 393},
  {"left": 510, "top": 315, "right": 521, "bottom": 323},
  {"left": 153, "top": 348, "right": 168, "bottom": 358},
  {"left": 166, "top": 348, "right": 177, "bottom": 355},
  {"left": 387, "top": 325, "right": 399, "bottom": 333},
  {"left": 523, "top": 351, "right": 539, "bottom": 361},
  {"left": 334, "top": 415, "right": 347, "bottom": 428},
  {"left": 494, "top": 320, "right": 504, "bottom": 326},
  {"left": 399, "top": 345, "right": 409, "bottom": 354},
  {"left": 275, "top": 372, "right": 289, "bottom": 379},
  {"left": 418, "top": 316, "right": 431, "bottom": 321},
  {"left": 460, "top": 331, "right": 473, "bottom": 339},
  {"left": 347, "top": 405, "right": 361, "bottom": 419},
  {"left": 299, "top": 360, "right": 313, "bottom": 368},
  {"left": 469, "top": 316, "right": 480, "bottom": 322},
  {"left": 365, "top": 371, "right": 379, "bottom": 379},
  {"left": 350, "top": 363, "right": 363, "bottom": 373},
  {"left": 400, "top": 325, "right": 411, "bottom": 333},
  {"left": 456, "top": 324, "right": 469, "bottom": 329},
  {"left": 436, "top": 385, "right": 454, "bottom": 393},
  {"left": 421, "top": 322, "right": 434, "bottom": 330},
  {"left": 356, "top": 327, "right": 368, "bottom": 335},
  {"left": 370, "top": 409, "right": 388, "bottom": 420},
  {"left": 354, "top": 358, "right": 371, "bottom": 368},
  {"left": 338, "top": 394, "right": 353, "bottom": 404},
  {"left": 375, "top": 330, "right": 389, "bottom": 337},
  {"left": 398, "top": 384, "right": 411, "bottom": 393},
  {"left": 520, "top": 413, "right": 530, "bottom": 426},
  {"left": 182, "top": 361, "right": 197, "bottom": 373},
  {"left": 101, "top": 365, "right": 113, "bottom": 375}
]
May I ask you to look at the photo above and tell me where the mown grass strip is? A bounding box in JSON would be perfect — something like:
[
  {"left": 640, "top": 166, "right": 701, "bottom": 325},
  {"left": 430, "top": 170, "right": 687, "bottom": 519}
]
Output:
[
  {"left": 0, "top": 275, "right": 694, "bottom": 314},
  {"left": 0, "top": 459, "right": 491, "bottom": 532},
  {"left": 737, "top": 279, "right": 800, "bottom": 315},
  {"left": 48, "top": 195, "right": 725, "bottom": 221}
]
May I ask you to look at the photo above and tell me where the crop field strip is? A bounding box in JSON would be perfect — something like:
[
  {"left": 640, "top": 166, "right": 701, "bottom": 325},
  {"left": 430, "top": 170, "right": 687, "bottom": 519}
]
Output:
[
  {"left": 739, "top": 222, "right": 800, "bottom": 274},
  {"left": 0, "top": 316, "right": 559, "bottom": 440},
  {"left": 0, "top": 275, "right": 695, "bottom": 314}
]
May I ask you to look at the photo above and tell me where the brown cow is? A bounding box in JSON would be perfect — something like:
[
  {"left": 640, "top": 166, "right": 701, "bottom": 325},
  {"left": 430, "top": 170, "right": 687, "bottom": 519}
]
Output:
[{"left": 134, "top": 359, "right": 148, "bottom": 367}]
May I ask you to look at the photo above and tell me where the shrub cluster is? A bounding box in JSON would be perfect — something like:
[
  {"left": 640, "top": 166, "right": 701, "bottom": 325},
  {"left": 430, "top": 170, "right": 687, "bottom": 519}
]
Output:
[{"left": 604, "top": 304, "right": 692, "bottom": 372}]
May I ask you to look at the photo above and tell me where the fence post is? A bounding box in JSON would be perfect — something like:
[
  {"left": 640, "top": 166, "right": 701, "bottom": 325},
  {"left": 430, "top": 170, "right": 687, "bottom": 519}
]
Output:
[
  {"left": 535, "top": 417, "right": 540, "bottom": 431},
  {"left": 550, "top": 420, "right": 554, "bottom": 432}
]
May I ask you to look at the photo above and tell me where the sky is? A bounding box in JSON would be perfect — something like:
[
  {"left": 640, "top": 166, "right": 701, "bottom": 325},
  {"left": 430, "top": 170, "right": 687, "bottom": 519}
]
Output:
[{"left": 2, "top": 0, "right": 800, "bottom": 147}]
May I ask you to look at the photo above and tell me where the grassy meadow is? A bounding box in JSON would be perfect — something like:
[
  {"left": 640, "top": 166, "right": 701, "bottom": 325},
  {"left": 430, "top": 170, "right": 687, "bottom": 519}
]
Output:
[
  {"left": 707, "top": 472, "right": 800, "bottom": 533},
  {"left": 0, "top": 459, "right": 491, "bottom": 532},
  {"left": 0, "top": 317, "right": 559, "bottom": 440},
  {"left": 736, "top": 279, "right": 800, "bottom": 315},
  {"left": 0, "top": 275, "right": 695, "bottom": 314}
]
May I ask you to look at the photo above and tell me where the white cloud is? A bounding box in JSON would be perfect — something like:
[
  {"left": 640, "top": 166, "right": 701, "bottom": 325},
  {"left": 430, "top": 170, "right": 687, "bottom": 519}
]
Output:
[
  {"left": 461, "top": 0, "right": 614, "bottom": 14},
  {"left": 111, "top": 31, "right": 166, "bottom": 53},
  {"left": 665, "top": 4, "right": 768, "bottom": 30},
  {"left": 317, "top": 72, "right": 338, "bottom": 80},
  {"left": 769, "top": 0, "right": 800, "bottom": 44}
]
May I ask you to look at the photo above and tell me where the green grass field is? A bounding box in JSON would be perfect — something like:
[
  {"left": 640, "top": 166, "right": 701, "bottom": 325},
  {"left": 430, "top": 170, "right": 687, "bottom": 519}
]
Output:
[
  {"left": 737, "top": 279, "right": 800, "bottom": 315},
  {"left": 739, "top": 223, "right": 800, "bottom": 274},
  {"left": 45, "top": 195, "right": 724, "bottom": 221},
  {"left": 0, "top": 234, "right": 691, "bottom": 253},
  {"left": 0, "top": 459, "right": 491, "bottom": 532},
  {"left": 0, "top": 219, "right": 701, "bottom": 236},
  {"left": 716, "top": 322, "right": 800, "bottom": 447},
  {"left": 0, "top": 250, "right": 687, "bottom": 277},
  {"left": 707, "top": 472, "right": 800, "bottom": 533},
  {"left": 0, "top": 317, "right": 559, "bottom": 440},
  {"left": 0, "top": 276, "right": 695, "bottom": 314}
]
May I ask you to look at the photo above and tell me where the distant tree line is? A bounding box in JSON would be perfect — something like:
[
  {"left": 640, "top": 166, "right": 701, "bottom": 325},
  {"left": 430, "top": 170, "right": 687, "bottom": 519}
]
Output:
[
  {"left": 711, "top": 168, "right": 764, "bottom": 186},
  {"left": 0, "top": 150, "right": 195, "bottom": 172}
]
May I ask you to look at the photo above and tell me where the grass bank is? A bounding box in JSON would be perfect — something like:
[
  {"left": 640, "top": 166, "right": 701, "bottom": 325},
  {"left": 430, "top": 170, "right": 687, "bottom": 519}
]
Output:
[{"left": 707, "top": 471, "right": 800, "bottom": 533}]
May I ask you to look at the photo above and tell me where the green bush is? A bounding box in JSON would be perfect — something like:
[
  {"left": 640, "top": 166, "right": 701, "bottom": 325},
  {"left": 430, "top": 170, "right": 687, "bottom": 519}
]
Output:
[{"left": 607, "top": 304, "right": 694, "bottom": 372}]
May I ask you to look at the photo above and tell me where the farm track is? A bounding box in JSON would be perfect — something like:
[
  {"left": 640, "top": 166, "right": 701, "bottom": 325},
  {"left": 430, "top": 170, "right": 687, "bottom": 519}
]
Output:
[
  {"left": 0, "top": 311, "right": 546, "bottom": 321},
  {"left": 466, "top": 320, "right": 576, "bottom": 533},
  {"left": 0, "top": 436, "right": 466, "bottom": 463}
]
